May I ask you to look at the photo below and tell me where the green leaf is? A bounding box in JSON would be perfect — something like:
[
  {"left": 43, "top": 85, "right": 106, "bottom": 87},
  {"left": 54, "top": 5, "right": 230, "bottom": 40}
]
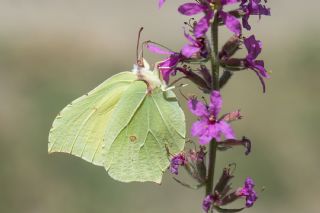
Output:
[{"left": 49, "top": 71, "right": 186, "bottom": 183}]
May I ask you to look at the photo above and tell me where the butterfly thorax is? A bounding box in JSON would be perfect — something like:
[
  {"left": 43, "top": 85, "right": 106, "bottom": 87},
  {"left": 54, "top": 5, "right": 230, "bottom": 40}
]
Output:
[{"left": 132, "top": 59, "right": 164, "bottom": 94}]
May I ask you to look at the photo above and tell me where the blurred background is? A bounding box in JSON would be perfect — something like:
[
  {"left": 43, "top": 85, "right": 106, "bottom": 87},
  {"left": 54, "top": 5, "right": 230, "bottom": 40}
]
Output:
[{"left": 1, "top": 0, "right": 319, "bottom": 212}]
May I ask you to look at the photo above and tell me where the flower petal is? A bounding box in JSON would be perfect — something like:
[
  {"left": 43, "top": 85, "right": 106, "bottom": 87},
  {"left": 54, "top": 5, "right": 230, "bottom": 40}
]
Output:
[
  {"left": 181, "top": 44, "right": 200, "bottom": 58},
  {"left": 209, "top": 90, "right": 223, "bottom": 118},
  {"left": 184, "top": 30, "right": 196, "bottom": 43},
  {"left": 178, "top": 3, "right": 204, "bottom": 16},
  {"left": 254, "top": 60, "right": 269, "bottom": 78},
  {"left": 147, "top": 43, "right": 173, "bottom": 55},
  {"left": 194, "top": 12, "right": 213, "bottom": 38},
  {"left": 208, "top": 124, "right": 221, "bottom": 141},
  {"left": 202, "top": 195, "right": 215, "bottom": 213},
  {"left": 199, "top": 135, "right": 213, "bottom": 145},
  {"left": 191, "top": 120, "right": 208, "bottom": 138},
  {"left": 159, "top": 67, "right": 173, "bottom": 83},
  {"left": 158, "top": 0, "right": 166, "bottom": 8},
  {"left": 220, "top": 11, "right": 242, "bottom": 36},
  {"left": 242, "top": 14, "right": 251, "bottom": 30},
  {"left": 188, "top": 98, "right": 208, "bottom": 117},
  {"left": 244, "top": 35, "right": 262, "bottom": 59},
  {"left": 218, "top": 121, "right": 236, "bottom": 140},
  {"left": 252, "top": 69, "right": 266, "bottom": 93}
]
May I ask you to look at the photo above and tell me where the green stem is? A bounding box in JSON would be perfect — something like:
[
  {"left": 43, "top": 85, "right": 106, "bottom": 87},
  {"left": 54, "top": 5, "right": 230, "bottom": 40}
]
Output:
[
  {"left": 206, "top": 139, "right": 218, "bottom": 195},
  {"left": 206, "top": 12, "right": 220, "bottom": 196},
  {"left": 211, "top": 14, "right": 220, "bottom": 91}
]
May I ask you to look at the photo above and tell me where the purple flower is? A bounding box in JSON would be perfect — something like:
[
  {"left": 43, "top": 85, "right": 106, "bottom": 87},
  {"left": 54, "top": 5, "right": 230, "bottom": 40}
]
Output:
[
  {"left": 202, "top": 194, "right": 215, "bottom": 213},
  {"left": 178, "top": 1, "right": 214, "bottom": 38},
  {"left": 181, "top": 31, "right": 208, "bottom": 58},
  {"left": 241, "top": 0, "right": 271, "bottom": 30},
  {"left": 147, "top": 43, "right": 184, "bottom": 83},
  {"left": 170, "top": 153, "right": 187, "bottom": 175},
  {"left": 244, "top": 35, "right": 270, "bottom": 92},
  {"left": 219, "top": 0, "right": 243, "bottom": 35},
  {"left": 188, "top": 91, "right": 235, "bottom": 145},
  {"left": 237, "top": 177, "right": 258, "bottom": 207},
  {"left": 158, "top": 0, "right": 166, "bottom": 8},
  {"left": 179, "top": 1, "right": 242, "bottom": 37},
  {"left": 219, "top": 11, "right": 242, "bottom": 36}
]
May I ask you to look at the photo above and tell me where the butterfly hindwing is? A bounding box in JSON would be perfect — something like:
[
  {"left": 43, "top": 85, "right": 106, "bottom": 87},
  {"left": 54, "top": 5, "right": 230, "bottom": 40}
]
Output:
[{"left": 49, "top": 71, "right": 186, "bottom": 183}]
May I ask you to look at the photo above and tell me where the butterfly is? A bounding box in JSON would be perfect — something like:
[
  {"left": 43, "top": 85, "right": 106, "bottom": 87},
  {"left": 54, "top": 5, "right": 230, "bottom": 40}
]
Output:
[{"left": 48, "top": 59, "right": 186, "bottom": 183}]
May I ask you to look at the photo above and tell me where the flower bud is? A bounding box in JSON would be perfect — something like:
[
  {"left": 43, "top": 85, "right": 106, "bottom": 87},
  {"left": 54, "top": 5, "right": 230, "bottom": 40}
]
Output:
[
  {"left": 214, "top": 167, "right": 234, "bottom": 196},
  {"left": 220, "top": 58, "right": 246, "bottom": 71},
  {"left": 199, "top": 65, "right": 212, "bottom": 89},
  {"left": 219, "top": 35, "right": 242, "bottom": 60},
  {"left": 184, "top": 146, "right": 207, "bottom": 183},
  {"left": 176, "top": 67, "right": 211, "bottom": 92}
]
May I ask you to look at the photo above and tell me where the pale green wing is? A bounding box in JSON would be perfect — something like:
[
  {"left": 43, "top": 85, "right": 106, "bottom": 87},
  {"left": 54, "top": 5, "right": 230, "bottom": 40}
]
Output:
[
  {"left": 48, "top": 72, "right": 136, "bottom": 165},
  {"left": 103, "top": 81, "right": 186, "bottom": 183}
]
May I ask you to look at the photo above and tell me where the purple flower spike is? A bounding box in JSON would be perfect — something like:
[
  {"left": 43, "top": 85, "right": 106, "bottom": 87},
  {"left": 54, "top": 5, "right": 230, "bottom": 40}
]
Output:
[
  {"left": 244, "top": 35, "right": 269, "bottom": 92},
  {"left": 188, "top": 91, "right": 235, "bottom": 145},
  {"left": 170, "top": 153, "right": 187, "bottom": 175},
  {"left": 238, "top": 177, "right": 258, "bottom": 207},
  {"left": 241, "top": 0, "right": 271, "bottom": 30}
]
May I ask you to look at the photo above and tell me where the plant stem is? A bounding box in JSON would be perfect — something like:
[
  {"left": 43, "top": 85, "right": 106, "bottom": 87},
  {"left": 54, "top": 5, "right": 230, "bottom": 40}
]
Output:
[
  {"left": 211, "top": 14, "right": 220, "bottom": 91},
  {"left": 206, "top": 12, "right": 220, "bottom": 196}
]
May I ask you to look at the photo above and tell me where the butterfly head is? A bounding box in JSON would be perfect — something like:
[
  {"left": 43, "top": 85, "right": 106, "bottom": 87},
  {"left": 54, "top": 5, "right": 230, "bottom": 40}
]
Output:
[{"left": 132, "top": 58, "right": 166, "bottom": 94}]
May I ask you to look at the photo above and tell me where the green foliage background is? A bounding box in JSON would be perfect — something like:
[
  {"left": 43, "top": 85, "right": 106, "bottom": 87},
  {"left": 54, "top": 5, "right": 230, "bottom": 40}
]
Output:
[{"left": 0, "top": 1, "right": 319, "bottom": 212}]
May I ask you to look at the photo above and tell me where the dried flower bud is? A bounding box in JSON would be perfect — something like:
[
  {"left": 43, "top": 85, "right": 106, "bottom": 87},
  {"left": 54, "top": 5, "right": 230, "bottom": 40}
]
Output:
[
  {"left": 221, "top": 110, "right": 242, "bottom": 123},
  {"left": 219, "top": 35, "right": 242, "bottom": 60},
  {"left": 214, "top": 167, "right": 234, "bottom": 196},
  {"left": 219, "top": 137, "right": 252, "bottom": 155},
  {"left": 220, "top": 58, "right": 246, "bottom": 71}
]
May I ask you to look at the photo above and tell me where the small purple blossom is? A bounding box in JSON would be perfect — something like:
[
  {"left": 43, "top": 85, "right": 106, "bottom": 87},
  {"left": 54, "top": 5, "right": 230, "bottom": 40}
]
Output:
[
  {"left": 147, "top": 43, "right": 184, "bottom": 83},
  {"left": 219, "top": 10, "right": 242, "bottom": 36},
  {"left": 188, "top": 91, "right": 235, "bottom": 145},
  {"left": 219, "top": 0, "right": 242, "bottom": 35},
  {"left": 182, "top": 31, "right": 208, "bottom": 58},
  {"left": 158, "top": 0, "right": 166, "bottom": 8},
  {"left": 178, "top": 0, "right": 242, "bottom": 37},
  {"left": 238, "top": 177, "right": 258, "bottom": 207},
  {"left": 240, "top": 0, "right": 271, "bottom": 30},
  {"left": 170, "top": 153, "right": 187, "bottom": 175},
  {"left": 178, "top": 1, "right": 213, "bottom": 38},
  {"left": 202, "top": 194, "right": 215, "bottom": 213},
  {"left": 244, "top": 35, "right": 269, "bottom": 92}
]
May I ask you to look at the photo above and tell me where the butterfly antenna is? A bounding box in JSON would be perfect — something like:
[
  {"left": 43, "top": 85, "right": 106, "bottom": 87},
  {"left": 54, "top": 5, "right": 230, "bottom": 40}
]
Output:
[{"left": 136, "top": 27, "right": 144, "bottom": 67}]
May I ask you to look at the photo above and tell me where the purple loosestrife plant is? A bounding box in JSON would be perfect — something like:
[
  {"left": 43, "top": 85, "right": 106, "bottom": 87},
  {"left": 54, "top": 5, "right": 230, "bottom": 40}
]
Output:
[{"left": 152, "top": 0, "right": 271, "bottom": 211}]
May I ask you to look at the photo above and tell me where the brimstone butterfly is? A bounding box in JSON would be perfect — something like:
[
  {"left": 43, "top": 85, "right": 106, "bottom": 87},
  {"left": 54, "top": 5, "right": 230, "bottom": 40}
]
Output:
[{"left": 48, "top": 60, "right": 186, "bottom": 183}]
